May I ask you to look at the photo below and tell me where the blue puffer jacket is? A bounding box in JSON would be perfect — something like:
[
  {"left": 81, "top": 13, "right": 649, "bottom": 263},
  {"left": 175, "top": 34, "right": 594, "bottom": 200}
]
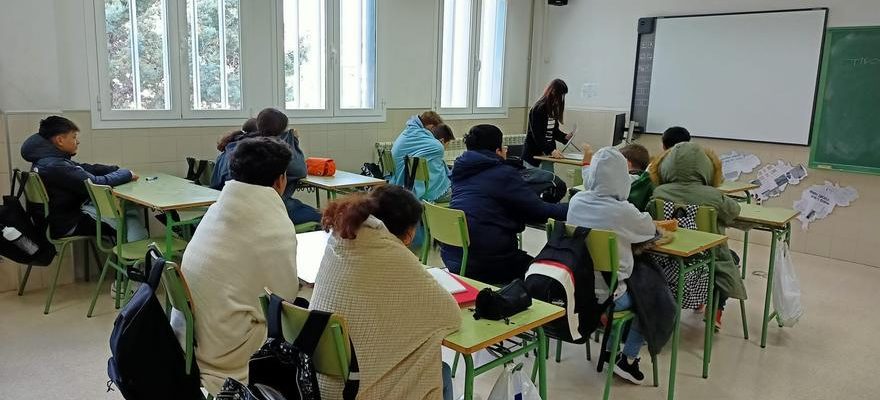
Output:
[
  {"left": 441, "top": 150, "right": 568, "bottom": 282},
  {"left": 390, "top": 115, "right": 450, "bottom": 201},
  {"left": 211, "top": 130, "right": 307, "bottom": 199},
  {"left": 21, "top": 133, "right": 132, "bottom": 237}
]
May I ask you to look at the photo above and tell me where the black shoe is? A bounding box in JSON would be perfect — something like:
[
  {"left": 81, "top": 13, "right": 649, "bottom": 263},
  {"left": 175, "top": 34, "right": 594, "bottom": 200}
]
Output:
[{"left": 613, "top": 353, "right": 645, "bottom": 384}]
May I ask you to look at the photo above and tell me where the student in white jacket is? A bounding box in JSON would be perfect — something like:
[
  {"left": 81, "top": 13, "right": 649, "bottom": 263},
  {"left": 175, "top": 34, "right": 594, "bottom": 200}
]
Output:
[{"left": 180, "top": 137, "right": 300, "bottom": 394}]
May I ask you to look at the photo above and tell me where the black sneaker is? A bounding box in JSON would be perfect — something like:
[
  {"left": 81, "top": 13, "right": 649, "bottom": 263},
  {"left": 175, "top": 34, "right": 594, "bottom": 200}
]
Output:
[{"left": 613, "top": 353, "right": 645, "bottom": 384}]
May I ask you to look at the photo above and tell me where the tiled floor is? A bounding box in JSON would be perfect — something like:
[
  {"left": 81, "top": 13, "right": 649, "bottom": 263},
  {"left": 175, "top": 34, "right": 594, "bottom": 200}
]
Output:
[{"left": 1, "top": 228, "right": 877, "bottom": 399}]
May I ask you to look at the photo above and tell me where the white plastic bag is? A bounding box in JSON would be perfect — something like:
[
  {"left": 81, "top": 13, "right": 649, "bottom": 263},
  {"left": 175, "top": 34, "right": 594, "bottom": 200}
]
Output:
[
  {"left": 487, "top": 364, "right": 541, "bottom": 400},
  {"left": 772, "top": 239, "right": 804, "bottom": 327}
]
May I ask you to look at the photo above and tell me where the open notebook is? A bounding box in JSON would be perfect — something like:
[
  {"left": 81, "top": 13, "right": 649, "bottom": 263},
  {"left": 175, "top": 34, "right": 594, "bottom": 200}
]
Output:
[{"left": 427, "top": 268, "right": 479, "bottom": 305}]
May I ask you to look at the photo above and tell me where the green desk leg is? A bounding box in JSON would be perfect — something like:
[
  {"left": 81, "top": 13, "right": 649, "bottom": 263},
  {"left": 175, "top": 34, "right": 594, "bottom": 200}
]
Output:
[
  {"left": 741, "top": 192, "right": 751, "bottom": 279},
  {"left": 760, "top": 226, "right": 787, "bottom": 348},
  {"left": 537, "top": 327, "right": 548, "bottom": 400},
  {"left": 463, "top": 354, "right": 475, "bottom": 400},
  {"left": 314, "top": 188, "right": 322, "bottom": 209},
  {"left": 667, "top": 258, "right": 686, "bottom": 400},
  {"left": 703, "top": 251, "right": 716, "bottom": 378}
]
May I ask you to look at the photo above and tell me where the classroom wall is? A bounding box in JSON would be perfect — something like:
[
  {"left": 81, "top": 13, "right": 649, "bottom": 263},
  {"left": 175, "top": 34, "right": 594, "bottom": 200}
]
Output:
[{"left": 533, "top": 0, "right": 880, "bottom": 268}]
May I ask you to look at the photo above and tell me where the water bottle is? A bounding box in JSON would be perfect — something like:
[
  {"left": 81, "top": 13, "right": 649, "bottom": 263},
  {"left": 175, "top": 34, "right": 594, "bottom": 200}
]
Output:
[{"left": 3, "top": 226, "right": 39, "bottom": 255}]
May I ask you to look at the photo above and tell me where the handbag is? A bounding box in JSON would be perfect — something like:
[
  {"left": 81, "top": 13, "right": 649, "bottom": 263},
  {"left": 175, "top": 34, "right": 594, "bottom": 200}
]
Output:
[
  {"left": 306, "top": 158, "right": 336, "bottom": 176},
  {"left": 473, "top": 279, "right": 532, "bottom": 321}
]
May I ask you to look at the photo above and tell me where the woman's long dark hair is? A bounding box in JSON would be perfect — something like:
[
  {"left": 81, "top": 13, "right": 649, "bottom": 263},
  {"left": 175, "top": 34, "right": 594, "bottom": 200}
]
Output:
[{"left": 537, "top": 79, "right": 568, "bottom": 124}]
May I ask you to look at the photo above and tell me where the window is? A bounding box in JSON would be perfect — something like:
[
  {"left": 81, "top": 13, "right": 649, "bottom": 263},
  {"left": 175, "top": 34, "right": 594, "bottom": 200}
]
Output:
[
  {"left": 281, "top": 0, "right": 377, "bottom": 116},
  {"left": 184, "top": 0, "right": 243, "bottom": 111},
  {"left": 439, "top": 0, "right": 507, "bottom": 114}
]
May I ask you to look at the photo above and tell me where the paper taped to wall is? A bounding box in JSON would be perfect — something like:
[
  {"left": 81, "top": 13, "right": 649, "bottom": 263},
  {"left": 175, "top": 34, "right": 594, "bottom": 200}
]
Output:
[
  {"left": 720, "top": 151, "right": 761, "bottom": 181},
  {"left": 749, "top": 160, "right": 808, "bottom": 201},
  {"left": 793, "top": 181, "right": 858, "bottom": 229}
]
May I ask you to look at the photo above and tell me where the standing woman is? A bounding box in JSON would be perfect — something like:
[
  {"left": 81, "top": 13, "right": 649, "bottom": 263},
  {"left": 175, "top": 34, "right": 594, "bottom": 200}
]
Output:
[{"left": 523, "top": 79, "right": 574, "bottom": 170}]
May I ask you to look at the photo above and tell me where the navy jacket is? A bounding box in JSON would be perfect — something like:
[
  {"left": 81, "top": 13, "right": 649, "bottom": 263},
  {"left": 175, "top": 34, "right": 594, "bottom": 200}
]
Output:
[
  {"left": 441, "top": 150, "right": 568, "bottom": 282},
  {"left": 21, "top": 133, "right": 132, "bottom": 237},
  {"left": 211, "top": 131, "right": 307, "bottom": 200}
]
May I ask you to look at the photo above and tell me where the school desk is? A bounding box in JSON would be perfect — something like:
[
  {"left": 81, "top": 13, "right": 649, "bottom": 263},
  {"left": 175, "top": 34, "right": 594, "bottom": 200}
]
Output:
[
  {"left": 112, "top": 173, "right": 219, "bottom": 255},
  {"left": 718, "top": 181, "right": 759, "bottom": 279},
  {"left": 734, "top": 204, "right": 799, "bottom": 348},
  {"left": 650, "top": 228, "right": 727, "bottom": 400},
  {"left": 301, "top": 170, "right": 385, "bottom": 207},
  {"left": 295, "top": 230, "right": 331, "bottom": 284},
  {"left": 443, "top": 276, "right": 564, "bottom": 400},
  {"left": 534, "top": 155, "right": 583, "bottom": 166}
]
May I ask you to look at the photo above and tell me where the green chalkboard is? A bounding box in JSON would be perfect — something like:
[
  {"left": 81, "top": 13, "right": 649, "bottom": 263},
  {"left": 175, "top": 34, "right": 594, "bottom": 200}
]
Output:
[{"left": 810, "top": 26, "right": 880, "bottom": 175}]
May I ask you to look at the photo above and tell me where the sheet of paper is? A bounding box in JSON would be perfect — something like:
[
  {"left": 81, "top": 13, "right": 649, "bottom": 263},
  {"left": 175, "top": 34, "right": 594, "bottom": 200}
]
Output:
[
  {"left": 793, "top": 181, "right": 858, "bottom": 229},
  {"left": 749, "top": 160, "right": 808, "bottom": 201},
  {"left": 427, "top": 268, "right": 466, "bottom": 294},
  {"left": 720, "top": 151, "right": 761, "bottom": 181}
]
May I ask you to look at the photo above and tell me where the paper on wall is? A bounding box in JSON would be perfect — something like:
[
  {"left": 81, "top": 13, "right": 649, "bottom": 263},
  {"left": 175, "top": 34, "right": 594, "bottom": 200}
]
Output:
[
  {"left": 793, "top": 181, "right": 858, "bottom": 229},
  {"left": 720, "top": 151, "right": 761, "bottom": 181},
  {"left": 749, "top": 161, "right": 808, "bottom": 201}
]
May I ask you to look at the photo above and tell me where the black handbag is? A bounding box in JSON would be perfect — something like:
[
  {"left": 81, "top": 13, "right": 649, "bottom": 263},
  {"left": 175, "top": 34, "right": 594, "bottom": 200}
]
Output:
[{"left": 473, "top": 279, "right": 532, "bottom": 321}]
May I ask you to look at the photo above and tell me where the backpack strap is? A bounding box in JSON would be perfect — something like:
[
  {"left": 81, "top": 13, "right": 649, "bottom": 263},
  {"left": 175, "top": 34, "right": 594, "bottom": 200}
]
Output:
[
  {"left": 292, "top": 310, "right": 331, "bottom": 355},
  {"left": 266, "top": 293, "right": 285, "bottom": 340},
  {"left": 12, "top": 169, "right": 28, "bottom": 199},
  {"left": 145, "top": 251, "right": 165, "bottom": 290}
]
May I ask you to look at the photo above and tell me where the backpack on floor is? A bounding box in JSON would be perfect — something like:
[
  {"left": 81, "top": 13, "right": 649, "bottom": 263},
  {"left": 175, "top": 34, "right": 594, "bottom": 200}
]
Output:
[
  {"left": 524, "top": 220, "right": 600, "bottom": 342},
  {"left": 107, "top": 248, "right": 203, "bottom": 400},
  {"left": 1, "top": 170, "right": 56, "bottom": 266}
]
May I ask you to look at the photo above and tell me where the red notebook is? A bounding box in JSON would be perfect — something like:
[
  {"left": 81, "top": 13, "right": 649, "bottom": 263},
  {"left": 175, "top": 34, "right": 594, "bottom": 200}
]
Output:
[{"left": 451, "top": 274, "right": 479, "bottom": 305}]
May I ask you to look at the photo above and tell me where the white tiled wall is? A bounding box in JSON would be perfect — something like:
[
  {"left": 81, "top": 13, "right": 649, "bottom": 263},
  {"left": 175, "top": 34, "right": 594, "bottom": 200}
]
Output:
[
  {"left": 566, "top": 108, "right": 880, "bottom": 269},
  {"left": 0, "top": 108, "right": 529, "bottom": 292}
]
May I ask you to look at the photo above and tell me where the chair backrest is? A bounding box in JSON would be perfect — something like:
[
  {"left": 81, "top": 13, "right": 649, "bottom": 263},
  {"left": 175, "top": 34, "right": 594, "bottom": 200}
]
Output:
[
  {"left": 185, "top": 157, "right": 216, "bottom": 187},
  {"left": 422, "top": 202, "right": 469, "bottom": 248},
  {"left": 84, "top": 180, "right": 123, "bottom": 221},
  {"left": 649, "top": 198, "right": 717, "bottom": 233},
  {"left": 545, "top": 219, "right": 620, "bottom": 286},
  {"left": 160, "top": 261, "right": 197, "bottom": 374},
  {"left": 21, "top": 171, "right": 50, "bottom": 215},
  {"left": 375, "top": 143, "right": 395, "bottom": 176},
  {"left": 405, "top": 156, "right": 430, "bottom": 184},
  {"left": 258, "top": 293, "right": 353, "bottom": 378}
]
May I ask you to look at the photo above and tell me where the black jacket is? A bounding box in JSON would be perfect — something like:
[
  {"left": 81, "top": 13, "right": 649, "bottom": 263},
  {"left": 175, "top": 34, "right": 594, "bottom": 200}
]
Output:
[
  {"left": 21, "top": 133, "right": 132, "bottom": 237},
  {"left": 523, "top": 101, "right": 567, "bottom": 166},
  {"left": 627, "top": 255, "right": 676, "bottom": 355},
  {"left": 440, "top": 150, "right": 568, "bottom": 283}
]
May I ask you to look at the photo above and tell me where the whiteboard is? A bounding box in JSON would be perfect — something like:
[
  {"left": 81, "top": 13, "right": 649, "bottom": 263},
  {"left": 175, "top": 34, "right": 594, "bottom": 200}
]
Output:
[{"left": 645, "top": 10, "right": 826, "bottom": 145}]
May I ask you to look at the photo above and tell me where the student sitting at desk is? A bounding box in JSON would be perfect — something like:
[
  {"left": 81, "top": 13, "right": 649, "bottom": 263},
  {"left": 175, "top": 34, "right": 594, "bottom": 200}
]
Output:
[
  {"left": 442, "top": 124, "right": 568, "bottom": 284},
  {"left": 661, "top": 126, "right": 691, "bottom": 151},
  {"left": 568, "top": 146, "right": 667, "bottom": 385},
  {"left": 213, "top": 108, "right": 321, "bottom": 225},
  {"left": 429, "top": 123, "right": 456, "bottom": 150},
  {"left": 619, "top": 143, "right": 654, "bottom": 211},
  {"left": 20, "top": 116, "right": 146, "bottom": 241},
  {"left": 649, "top": 142, "right": 747, "bottom": 328},
  {"left": 314, "top": 185, "right": 460, "bottom": 400},
  {"left": 390, "top": 111, "right": 452, "bottom": 203},
  {"left": 180, "top": 137, "right": 300, "bottom": 395}
]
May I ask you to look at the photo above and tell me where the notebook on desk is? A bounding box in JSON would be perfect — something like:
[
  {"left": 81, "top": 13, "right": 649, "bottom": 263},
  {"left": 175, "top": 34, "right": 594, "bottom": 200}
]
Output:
[{"left": 427, "top": 268, "right": 479, "bottom": 305}]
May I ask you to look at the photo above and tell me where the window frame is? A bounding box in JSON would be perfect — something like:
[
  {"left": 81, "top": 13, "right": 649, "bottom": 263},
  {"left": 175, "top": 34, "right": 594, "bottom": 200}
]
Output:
[
  {"left": 436, "top": 0, "right": 509, "bottom": 118},
  {"left": 275, "top": 0, "right": 381, "bottom": 119}
]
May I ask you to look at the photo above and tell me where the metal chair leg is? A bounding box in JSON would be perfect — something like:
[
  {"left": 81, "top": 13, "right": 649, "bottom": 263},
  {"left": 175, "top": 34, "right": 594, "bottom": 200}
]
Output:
[
  {"left": 555, "top": 338, "right": 562, "bottom": 362},
  {"left": 87, "top": 258, "right": 113, "bottom": 318},
  {"left": 585, "top": 339, "right": 592, "bottom": 361},
  {"left": 18, "top": 265, "right": 33, "bottom": 295},
  {"left": 43, "top": 242, "right": 69, "bottom": 315}
]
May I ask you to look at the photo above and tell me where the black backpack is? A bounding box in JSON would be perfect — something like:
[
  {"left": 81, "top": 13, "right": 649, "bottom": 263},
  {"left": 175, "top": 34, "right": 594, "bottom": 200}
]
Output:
[
  {"left": 243, "top": 293, "right": 359, "bottom": 400},
  {"left": 107, "top": 248, "right": 203, "bottom": 400},
  {"left": 525, "top": 221, "right": 604, "bottom": 342},
  {"left": 1, "top": 170, "right": 56, "bottom": 266}
]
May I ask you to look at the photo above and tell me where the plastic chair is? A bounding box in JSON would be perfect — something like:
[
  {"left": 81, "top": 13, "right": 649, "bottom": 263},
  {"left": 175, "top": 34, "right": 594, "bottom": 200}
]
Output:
[
  {"left": 294, "top": 221, "right": 322, "bottom": 234},
  {"left": 650, "top": 199, "right": 749, "bottom": 340},
  {"left": 404, "top": 156, "right": 430, "bottom": 193},
  {"left": 84, "top": 179, "right": 188, "bottom": 317},
  {"left": 16, "top": 171, "right": 100, "bottom": 314},
  {"left": 160, "top": 259, "right": 197, "bottom": 374},
  {"left": 420, "top": 202, "right": 469, "bottom": 276},
  {"left": 543, "top": 220, "right": 659, "bottom": 399},
  {"left": 258, "top": 290, "right": 355, "bottom": 379},
  {"left": 375, "top": 143, "right": 395, "bottom": 179},
  {"left": 184, "top": 157, "right": 216, "bottom": 187}
]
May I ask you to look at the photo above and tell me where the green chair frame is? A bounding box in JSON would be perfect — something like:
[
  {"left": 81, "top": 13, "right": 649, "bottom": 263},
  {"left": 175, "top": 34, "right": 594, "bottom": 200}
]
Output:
[
  {"left": 376, "top": 144, "right": 395, "bottom": 179},
  {"left": 649, "top": 199, "right": 749, "bottom": 340},
  {"left": 544, "top": 220, "right": 659, "bottom": 400},
  {"left": 258, "top": 290, "right": 354, "bottom": 379},
  {"left": 419, "top": 202, "right": 469, "bottom": 276},
  {"left": 84, "top": 179, "right": 188, "bottom": 317},
  {"left": 160, "top": 260, "right": 197, "bottom": 374},
  {"left": 16, "top": 171, "right": 100, "bottom": 314},
  {"left": 405, "top": 156, "right": 430, "bottom": 194}
]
